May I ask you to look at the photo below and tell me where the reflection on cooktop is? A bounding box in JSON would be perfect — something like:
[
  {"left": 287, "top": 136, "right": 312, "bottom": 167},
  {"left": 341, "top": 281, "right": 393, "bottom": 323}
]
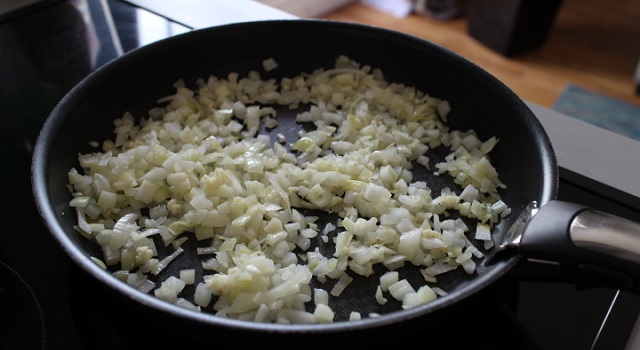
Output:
[
  {"left": 0, "top": 261, "right": 45, "bottom": 349},
  {"left": 67, "top": 263, "right": 540, "bottom": 350}
]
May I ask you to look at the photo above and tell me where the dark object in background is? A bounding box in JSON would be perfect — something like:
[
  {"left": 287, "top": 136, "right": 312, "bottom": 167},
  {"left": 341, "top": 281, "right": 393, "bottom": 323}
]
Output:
[
  {"left": 414, "top": 0, "right": 465, "bottom": 21},
  {"left": 0, "top": 0, "right": 91, "bottom": 185},
  {"left": 466, "top": 0, "right": 564, "bottom": 56},
  {"left": 426, "top": 0, "right": 463, "bottom": 20}
]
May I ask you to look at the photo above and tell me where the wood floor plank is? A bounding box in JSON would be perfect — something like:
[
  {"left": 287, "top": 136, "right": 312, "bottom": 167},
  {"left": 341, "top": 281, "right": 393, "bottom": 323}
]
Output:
[{"left": 322, "top": 0, "right": 640, "bottom": 109}]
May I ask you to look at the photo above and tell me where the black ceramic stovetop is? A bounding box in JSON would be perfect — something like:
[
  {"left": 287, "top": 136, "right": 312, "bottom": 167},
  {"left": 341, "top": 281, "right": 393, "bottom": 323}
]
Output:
[{"left": 1, "top": 1, "right": 638, "bottom": 349}]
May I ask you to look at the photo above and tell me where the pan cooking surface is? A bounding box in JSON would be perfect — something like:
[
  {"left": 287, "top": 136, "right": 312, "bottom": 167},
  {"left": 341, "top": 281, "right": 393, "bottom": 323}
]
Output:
[{"left": 32, "top": 19, "right": 556, "bottom": 332}]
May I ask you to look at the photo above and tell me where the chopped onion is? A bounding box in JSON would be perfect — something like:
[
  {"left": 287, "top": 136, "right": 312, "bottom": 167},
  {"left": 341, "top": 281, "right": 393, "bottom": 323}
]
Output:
[
  {"left": 152, "top": 247, "right": 183, "bottom": 275},
  {"left": 67, "top": 55, "right": 510, "bottom": 324}
]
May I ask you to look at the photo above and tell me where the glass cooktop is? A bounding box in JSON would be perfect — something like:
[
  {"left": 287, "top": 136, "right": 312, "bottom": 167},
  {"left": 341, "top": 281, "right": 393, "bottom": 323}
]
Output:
[{"left": 1, "top": 1, "right": 638, "bottom": 349}]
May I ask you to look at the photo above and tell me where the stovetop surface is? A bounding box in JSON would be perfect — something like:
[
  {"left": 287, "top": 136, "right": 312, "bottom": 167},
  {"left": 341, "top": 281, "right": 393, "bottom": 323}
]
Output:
[{"left": 1, "top": 1, "right": 638, "bottom": 349}]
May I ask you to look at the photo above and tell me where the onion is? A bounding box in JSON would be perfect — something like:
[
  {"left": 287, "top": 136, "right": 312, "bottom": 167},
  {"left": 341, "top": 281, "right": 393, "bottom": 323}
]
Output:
[{"left": 68, "top": 55, "right": 510, "bottom": 324}]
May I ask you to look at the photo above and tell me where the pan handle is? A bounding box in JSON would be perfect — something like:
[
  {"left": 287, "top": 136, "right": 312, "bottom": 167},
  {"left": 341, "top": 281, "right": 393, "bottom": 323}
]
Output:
[{"left": 518, "top": 200, "right": 640, "bottom": 293}]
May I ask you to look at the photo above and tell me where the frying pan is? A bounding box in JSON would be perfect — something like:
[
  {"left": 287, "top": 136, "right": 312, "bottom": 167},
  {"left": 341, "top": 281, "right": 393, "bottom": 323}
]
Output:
[{"left": 31, "top": 19, "right": 640, "bottom": 346}]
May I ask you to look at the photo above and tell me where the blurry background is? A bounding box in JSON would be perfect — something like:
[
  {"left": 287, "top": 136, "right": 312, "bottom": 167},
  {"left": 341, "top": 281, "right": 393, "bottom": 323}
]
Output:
[
  {"left": 262, "top": 0, "right": 640, "bottom": 106},
  {"left": 262, "top": 0, "right": 640, "bottom": 140}
]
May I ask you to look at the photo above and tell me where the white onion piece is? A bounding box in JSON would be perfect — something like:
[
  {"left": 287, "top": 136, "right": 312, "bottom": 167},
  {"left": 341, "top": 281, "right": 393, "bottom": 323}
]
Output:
[{"left": 152, "top": 247, "right": 184, "bottom": 275}]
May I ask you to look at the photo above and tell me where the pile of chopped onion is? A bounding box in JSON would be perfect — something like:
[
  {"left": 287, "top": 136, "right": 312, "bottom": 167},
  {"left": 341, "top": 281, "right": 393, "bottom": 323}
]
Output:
[{"left": 68, "top": 55, "right": 510, "bottom": 324}]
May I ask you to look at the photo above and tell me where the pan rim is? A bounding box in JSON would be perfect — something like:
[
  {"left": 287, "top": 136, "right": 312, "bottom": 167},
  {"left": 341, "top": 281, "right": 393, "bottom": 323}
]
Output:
[{"left": 31, "top": 18, "right": 556, "bottom": 336}]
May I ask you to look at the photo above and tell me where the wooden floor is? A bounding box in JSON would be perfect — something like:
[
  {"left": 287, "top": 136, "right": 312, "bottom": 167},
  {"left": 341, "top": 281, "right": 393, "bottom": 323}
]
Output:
[{"left": 322, "top": 0, "right": 640, "bottom": 109}]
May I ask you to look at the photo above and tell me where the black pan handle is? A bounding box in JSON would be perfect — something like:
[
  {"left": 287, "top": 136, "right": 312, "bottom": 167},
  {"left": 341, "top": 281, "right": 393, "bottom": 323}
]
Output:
[{"left": 519, "top": 200, "right": 640, "bottom": 293}]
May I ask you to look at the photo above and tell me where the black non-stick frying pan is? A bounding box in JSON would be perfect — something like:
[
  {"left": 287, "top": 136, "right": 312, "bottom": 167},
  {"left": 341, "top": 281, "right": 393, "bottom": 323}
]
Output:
[{"left": 31, "top": 19, "right": 640, "bottom": 346}]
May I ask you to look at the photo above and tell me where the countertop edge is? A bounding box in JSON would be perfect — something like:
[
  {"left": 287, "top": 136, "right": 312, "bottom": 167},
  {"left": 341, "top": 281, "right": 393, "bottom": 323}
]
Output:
[{"left": 527, "top": 101, "right": 640, "bottom": 202}]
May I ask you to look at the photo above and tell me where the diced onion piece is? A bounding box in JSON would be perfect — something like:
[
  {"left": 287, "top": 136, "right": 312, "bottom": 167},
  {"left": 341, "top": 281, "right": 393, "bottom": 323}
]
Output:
[
  {"left": 314, "top": 288, "right": 329, "bottom": 306},
  {"left": 262, "top": 58, "right": 278, "bottom": 71},
  {"left": 375, "top": 285, "right": 388, "bottom": 305},
  {"left": 154, "top": 276, "right": 186, "bottom": 303},
  {"left": 175, "top": 298, "right": 201, "bottom": 311},
  {"left": 313, "top": 304, "right": 335, "bottom": 323},
  {"left": 388, "top": 279, "right": 415, "bottom": 301},
  {"left": 349, "top": 312, "right": 362, "bottom": 321},
  {"left": 475, "top": 222, "right": 492, "bottom": 241},
  {"left": 330, "top": 275, "right": 353, "bottom": 297},
  {"left": 180, "top": 269, "right": 196, "bottom": 284},
  {"left": 194, "top": 282, "right": 212, "bottom": 307},
  {"left": 152, "top": 247, "right": 184, "bottom": 275},
  {"left": 379, "top": 271, "right": 399, "bottom": 292}
]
